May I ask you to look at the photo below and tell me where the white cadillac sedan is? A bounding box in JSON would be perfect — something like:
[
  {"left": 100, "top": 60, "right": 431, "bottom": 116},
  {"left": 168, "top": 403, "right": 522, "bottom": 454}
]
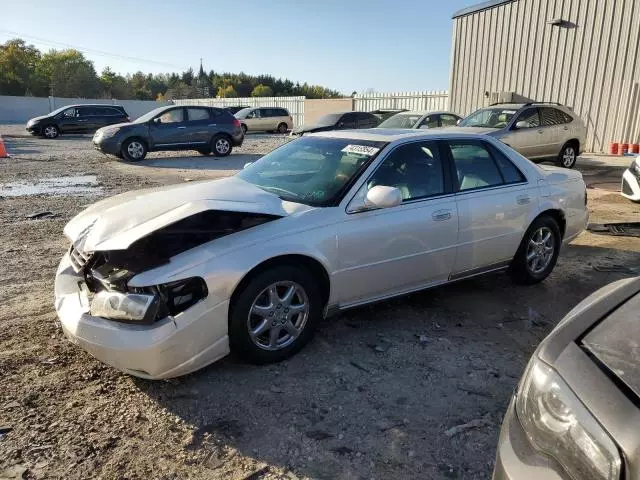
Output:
[{"left": 55, "top": 129, "right": 589, "bottom": 379}]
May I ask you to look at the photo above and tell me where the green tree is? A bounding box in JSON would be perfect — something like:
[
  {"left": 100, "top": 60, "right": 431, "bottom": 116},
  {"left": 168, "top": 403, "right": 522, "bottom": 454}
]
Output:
[
  {"left": 217, "top": 85, "right": 237, "bottom": 98},
  {"left": 251, "top": 84, "right": 273, "bottom": 97},
  {"left": 0, "top": 39, "right": 46, "bottom": 96},
  {"left": 39, "top": 49, "right": 100, "bottom": 98},
  {"left": 100, "top": 67, "right": 131, "bottom": 99}
]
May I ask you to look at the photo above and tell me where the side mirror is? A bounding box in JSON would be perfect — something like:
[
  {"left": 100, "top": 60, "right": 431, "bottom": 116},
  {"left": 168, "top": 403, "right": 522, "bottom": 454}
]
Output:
[
  {"left": 364, "top": 185, "right": 402, "bottom": 209},
  {"left": 515, "top": 121, "right": 529, "bottom": 129},
  {"left": 243, "top": 162, "right": 253, "bottom": 169},
  {"left": 338, "top": 122, "right": 345, "bottom": 127},
  {"left": 456, "top": 119, "right": 461, "bottom": 125},
  {"left": 152, "top": 117, "right": 161, "bottom": 124}
]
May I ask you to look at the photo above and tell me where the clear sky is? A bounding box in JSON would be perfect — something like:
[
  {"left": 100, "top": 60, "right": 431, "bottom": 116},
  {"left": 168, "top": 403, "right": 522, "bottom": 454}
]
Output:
[{"left": 2, "top": 0, "right": 479, "bottom": 94}]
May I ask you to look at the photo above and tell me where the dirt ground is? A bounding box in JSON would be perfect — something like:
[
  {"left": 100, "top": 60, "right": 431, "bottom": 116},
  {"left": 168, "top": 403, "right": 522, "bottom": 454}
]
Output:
[{"left": 1, "top": 124, "right": 640, "bottom": 480}]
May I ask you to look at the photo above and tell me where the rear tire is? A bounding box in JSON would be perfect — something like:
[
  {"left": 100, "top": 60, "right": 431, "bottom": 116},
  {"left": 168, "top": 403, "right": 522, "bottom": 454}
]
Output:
[
  {"left": 277, "top": 123, "right": 288, "bottom": 134},
  {"left": 229, "top": 265, "right": 322, "bottom": 364},
  {"left": 212, "top": 134, "right": 232, "bottom": 157},
  {"left": 241, "top": 124, "right": 248, "bottom": 135},
  {"left": 42, "top": 124, "right": 59, "bottom": 139},
  {"left": 121, "top": 138, "right": 147, "bottom": 162},
  {"left": 557, "top": 142, "right": 578, "bottom": 168},
  {"left": 510, "top": 215, "right": 561, "bottom": 284}
]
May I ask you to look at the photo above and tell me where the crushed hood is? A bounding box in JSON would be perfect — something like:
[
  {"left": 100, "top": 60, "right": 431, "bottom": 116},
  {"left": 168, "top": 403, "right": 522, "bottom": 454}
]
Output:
[
  {"left": 582, "top": 292, "right": 640, "bottom": 400},
  {"left": 64, "top": 176, "right": 300, "bottom": 251}
]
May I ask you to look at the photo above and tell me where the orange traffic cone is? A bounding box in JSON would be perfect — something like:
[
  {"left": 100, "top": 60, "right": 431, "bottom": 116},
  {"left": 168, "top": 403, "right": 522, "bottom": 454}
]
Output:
[{"left": 0, "top": 136, "right": 8, "bottom": 158}]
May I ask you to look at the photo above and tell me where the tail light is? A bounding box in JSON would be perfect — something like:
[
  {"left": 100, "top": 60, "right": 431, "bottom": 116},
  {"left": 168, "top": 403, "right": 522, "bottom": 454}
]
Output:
[{"left": 233, "top": 118, "right": 241, "bottom": 128}]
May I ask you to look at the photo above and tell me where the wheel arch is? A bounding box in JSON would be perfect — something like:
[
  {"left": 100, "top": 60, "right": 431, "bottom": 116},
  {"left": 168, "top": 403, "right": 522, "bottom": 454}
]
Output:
[
  {"left": 123, "top": 135, "right": 149, "bottom": 149},
  {"left": 533, "top": 208, "right": 566, "bottom": 238},
  {"left": 229, "top": 254, "right": 331, "bottom": 316},
  {"left": 564, "top": 138, "right": 580, "bottom": 152}
]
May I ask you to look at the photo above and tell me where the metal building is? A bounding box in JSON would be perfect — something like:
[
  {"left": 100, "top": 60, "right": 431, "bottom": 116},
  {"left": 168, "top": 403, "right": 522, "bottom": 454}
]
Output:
[{"left": 449, "top": 0, "right": 640, "bottom": 152}]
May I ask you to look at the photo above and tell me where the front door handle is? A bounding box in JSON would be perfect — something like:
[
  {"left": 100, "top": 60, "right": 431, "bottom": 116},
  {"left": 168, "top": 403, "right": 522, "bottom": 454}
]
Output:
[
  {"left": 177, "top": 126, "right": 187, "bottom": 129},
  {"left": 208, "top": 124, "right": 217, "bottom": 127},
  {"left": 516, "top": 194, "right": 531, "bottom": 205},
  {"left": 432, "top": 209, "right": 452, "bottom": 221},
  {"left": 537, "top": 129, "right": 543, "bottom": 134}
]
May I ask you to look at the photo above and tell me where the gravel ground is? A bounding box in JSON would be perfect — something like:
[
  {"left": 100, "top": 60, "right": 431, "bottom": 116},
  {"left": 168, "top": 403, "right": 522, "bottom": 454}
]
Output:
[{"left": 1, "top": 124, "right": 640, "bottom": 480}]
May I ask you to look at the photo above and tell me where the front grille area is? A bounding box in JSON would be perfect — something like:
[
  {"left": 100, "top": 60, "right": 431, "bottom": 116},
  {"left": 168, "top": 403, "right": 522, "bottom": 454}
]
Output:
[{"left": 69, "top": 245, "right": 93, "bottom": 273}]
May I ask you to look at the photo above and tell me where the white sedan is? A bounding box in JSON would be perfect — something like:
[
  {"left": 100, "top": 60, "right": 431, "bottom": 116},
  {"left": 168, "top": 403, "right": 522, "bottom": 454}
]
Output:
[{"left": 55, "top": 129, "right": 589, "bottom": 379}]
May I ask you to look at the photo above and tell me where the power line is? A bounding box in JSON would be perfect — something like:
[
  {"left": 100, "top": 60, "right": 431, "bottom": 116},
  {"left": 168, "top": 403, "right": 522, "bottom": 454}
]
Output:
[{"left": 0, "top": 29, "right": 190, "bottom": 71}]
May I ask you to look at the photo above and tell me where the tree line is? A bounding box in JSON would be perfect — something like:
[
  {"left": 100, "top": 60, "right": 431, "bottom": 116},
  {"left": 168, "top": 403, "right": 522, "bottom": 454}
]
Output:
[{"left": 0, "top": 38, "right": 343, "bottom": 100}]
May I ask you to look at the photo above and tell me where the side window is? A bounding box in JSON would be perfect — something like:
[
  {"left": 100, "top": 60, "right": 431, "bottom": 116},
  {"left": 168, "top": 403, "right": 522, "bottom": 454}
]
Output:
[
  {"left": 76, "top": 107, "right": 90, "bottom": 117},
  {"left": 277, "top": 109, "right": 289, "bottom": 117},
  {"left": 62, "top": 108, "right": 77, "bottom": 118},
  {"left": 248, "top": 109, "right": 260, "bottom": 119},
  {"left": 540, "top": 107, "right": 561, "bottom": 126},
  {"left": 556, "top": 109, "right": 573, "bottom": 124},
  {"left": 355, "top": 112, "right": 375, "bottom": 128},
  {"left": 157, "top": 108, "right": 184, "bottom": 124},
  {"left": 260, "top": 108, "right": 272, "bottom": 117},
  {"left": 448, "top": 141, "right": 504, "bottom": 191},
  {"left": 210, "top": 108, "right": 223, "bottom": 118},
  {"left": 103, "top": 107, "right": 123, "bottom": 116},
  {"left": 187, "top": 108, "right": 211, "bottom": 122},
  {"left": 514, "top": 108, "right": 540, "bottom": 128},
  {"left": 488, "top": 144, "right": 526, "bottom": 183},
  {"left": 341, "top": 113, "right": 357, "bottom": 127},
  {"left": 419, "top": 115, "right": 438, "bottom": 129},
  {"left": 367, "top": 142, "right": 445, "bottom": 201},
  {"left": 440, "top": 114, "right": 460, "bottom": 127}
]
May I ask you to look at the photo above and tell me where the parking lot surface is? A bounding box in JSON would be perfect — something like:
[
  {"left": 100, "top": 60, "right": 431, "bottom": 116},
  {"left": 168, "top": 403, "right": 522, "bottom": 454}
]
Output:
[{"left": 1, "top": 125, "right": 640, "bottom": 480}]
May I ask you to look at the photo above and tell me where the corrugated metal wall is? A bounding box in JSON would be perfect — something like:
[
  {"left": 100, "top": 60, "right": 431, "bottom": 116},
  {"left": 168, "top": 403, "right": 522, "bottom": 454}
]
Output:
[
  {"left": 450, "top": 0, "right": 640, "bottom": 152},
  {"left": 354, "top": 91, "right": 450, "bottom": 112},
  {"left": 173, "top": 96, "right": 305, "bottom": 127}
]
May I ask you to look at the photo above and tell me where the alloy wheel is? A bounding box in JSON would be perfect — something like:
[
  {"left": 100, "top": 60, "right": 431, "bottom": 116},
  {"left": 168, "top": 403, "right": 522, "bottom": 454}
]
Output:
[
  {"left": 216, "top": 138, "right": 230, "bottom": 155},
  {"left": 526, "top": 227, "right": 555, "bottom": 274},
  {"left": 247, "top": 281, "right": 309, "bottom": 351},
  {"left": 44, "top": 126, "right": 57, "bottom": 138},
  {"left": 562, "top": 147, "right": 576, "bottom": 167},
  {"left": 127, "top": 141, "right": 144, "bottom": 159}
]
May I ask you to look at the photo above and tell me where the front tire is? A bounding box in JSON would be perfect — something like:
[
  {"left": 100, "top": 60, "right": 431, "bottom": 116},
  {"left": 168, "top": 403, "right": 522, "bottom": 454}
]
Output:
[
  {"left": 229, "top": 265, "right": 322, "bottom": 364},
  {"left": 557, "top": 142, "right": 578, "bottom": 168},
  {"left": 121, "top": 138, "right": 147, "bottom": 162},
  {"left": 510, "top": 216, "right": 561, "bottom": 284},
  {"left": 212, "top": 135, "right": 232, "bottom": 157},
  {"left": 42, "top": 124, "right": 59, "bottom": 139}
]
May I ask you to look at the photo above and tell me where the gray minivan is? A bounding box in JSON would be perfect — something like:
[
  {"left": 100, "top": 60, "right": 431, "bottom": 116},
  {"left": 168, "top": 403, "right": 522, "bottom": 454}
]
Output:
[
  {"left": 457, "top": 102, "right": 586, "bottom": 168},
  {"left": 235, "top": 107, "right": 293, "bottom": 134}
]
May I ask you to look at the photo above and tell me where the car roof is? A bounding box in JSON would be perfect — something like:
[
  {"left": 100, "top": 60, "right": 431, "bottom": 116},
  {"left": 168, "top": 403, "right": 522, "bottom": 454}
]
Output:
[
  {"left": 391, "top": 110, "right": 459, "bottom": 116},
  {"left": 308, "top": 128, "right": 489, "bottom": 142},
  {"left": 67, "top": 104, "right": 125, "bottom": 108}
]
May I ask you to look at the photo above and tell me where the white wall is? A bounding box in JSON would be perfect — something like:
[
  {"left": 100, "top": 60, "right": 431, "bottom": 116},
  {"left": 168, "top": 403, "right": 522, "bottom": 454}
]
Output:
[{"left": 0, "top": 95, "right": 171, "bottom": 123}]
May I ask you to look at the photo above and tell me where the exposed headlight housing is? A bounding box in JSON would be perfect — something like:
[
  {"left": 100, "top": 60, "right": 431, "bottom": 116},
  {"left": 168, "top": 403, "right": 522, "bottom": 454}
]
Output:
[
  {"left": 90, "top": 291, "right": 159, "bottom": 323},
  {"left": 516, "top": 358, "right": 621, "bottom": 480}
]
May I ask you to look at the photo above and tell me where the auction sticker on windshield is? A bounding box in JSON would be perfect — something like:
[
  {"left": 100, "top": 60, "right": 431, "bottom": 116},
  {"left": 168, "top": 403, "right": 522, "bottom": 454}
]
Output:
[
  {"left": 502, "top": 110, "right": 517, "bottom": 114},
  {"left": 341, "top": 145, "right": 380, "bottom": 156}
]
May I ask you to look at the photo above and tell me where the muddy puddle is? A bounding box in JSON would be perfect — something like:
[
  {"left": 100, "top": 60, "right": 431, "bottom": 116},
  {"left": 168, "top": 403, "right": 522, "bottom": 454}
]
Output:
[{"left": 0, "top": 175, "right": 102, "bottom": 197}]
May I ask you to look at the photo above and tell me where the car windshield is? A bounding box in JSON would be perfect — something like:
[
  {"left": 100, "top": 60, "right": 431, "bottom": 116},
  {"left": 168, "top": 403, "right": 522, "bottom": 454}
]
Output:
[
  {"left": 235, "top": 108, "right": 254, "bottom": 118},
  {"left": 458, "top": 108, "right": 518, "bottom": 128},
  {"left": 134, "top": 107, "right": 172, "bottom": 123},
  {"left": 316, "top": 114, "right": 342, "bottom": 126},
  {"left": 378, "top": 113, "right": 424, "bottom": 128},
  {"left": 236, "top": 136, "right": 387, "bottom": 206}
]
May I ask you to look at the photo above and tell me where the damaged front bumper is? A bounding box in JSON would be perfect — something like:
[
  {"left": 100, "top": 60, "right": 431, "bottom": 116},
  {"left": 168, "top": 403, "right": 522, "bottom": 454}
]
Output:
[{"left": 54, "top": 253, "right": 230, "bottom": 379}]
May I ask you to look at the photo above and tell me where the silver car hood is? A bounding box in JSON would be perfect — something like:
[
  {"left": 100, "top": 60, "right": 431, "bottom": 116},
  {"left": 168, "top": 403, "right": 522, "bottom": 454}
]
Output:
[{"left": 64, "top": 176, "right": 303, "bottom": 252}]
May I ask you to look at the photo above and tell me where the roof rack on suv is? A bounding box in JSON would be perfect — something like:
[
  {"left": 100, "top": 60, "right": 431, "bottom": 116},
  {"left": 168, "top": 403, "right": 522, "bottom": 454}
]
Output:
[{"left": 488, "top": 101, "right": 564, "bottom": 107}]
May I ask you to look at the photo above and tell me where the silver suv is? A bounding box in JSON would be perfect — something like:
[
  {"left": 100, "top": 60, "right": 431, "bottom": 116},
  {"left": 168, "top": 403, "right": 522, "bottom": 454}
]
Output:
[{"left": 457, "top": 103, "right": 586, "bottom": 168}]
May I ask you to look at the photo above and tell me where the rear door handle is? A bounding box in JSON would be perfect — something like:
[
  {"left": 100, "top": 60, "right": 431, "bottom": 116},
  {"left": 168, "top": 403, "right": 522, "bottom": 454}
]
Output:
[
  {"left": 177, "top": 126, "right": 187, "bottom": 129},
  {"left": 537, "top": 129, "right": 543, "bottom": 134},
  {"left": 208, "top": 124, "right": 217, "bottom": 127},
  {"left": 516, "top": 194, "right": 531, "bottom": 205},
  {"left": 432, "top": 209, "right": 452, "bottom": 221}
]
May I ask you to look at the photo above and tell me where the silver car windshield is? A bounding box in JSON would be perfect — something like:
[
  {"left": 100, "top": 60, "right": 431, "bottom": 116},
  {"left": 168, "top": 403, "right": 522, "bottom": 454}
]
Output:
[
  {"left": 236, "top": 136, "right": 387, "bottom": 206},
  {"left": 379, "top": 113, "right": 424, "bottom": 128},
  {"left": 458, "top": 108, "right": 518, "bottom": 128}
]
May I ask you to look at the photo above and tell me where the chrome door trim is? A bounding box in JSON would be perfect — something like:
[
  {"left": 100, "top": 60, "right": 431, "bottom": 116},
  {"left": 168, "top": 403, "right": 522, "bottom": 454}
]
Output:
[{"left": 449, "top": 260, "right": 511, "bottom": 281}]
